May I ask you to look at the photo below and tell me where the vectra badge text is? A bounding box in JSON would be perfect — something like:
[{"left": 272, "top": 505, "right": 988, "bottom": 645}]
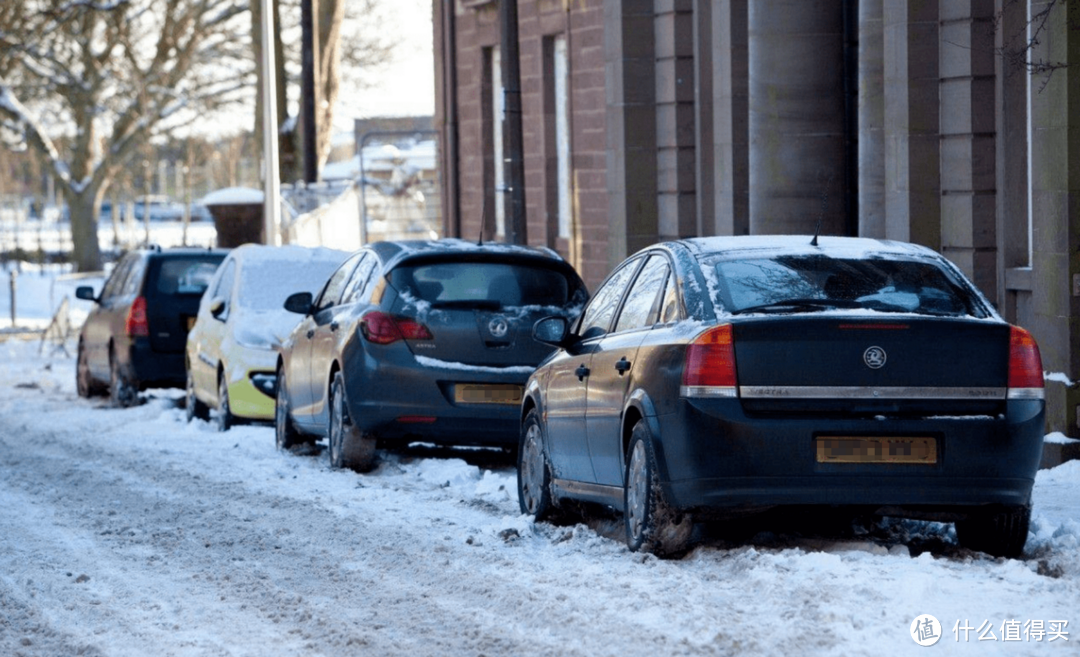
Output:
[
  {"left": 488, "top": 316, "right": 509, "bottom": 338},
  {"left": 863, "top": 346, "right": 887, "bottom": 369}
]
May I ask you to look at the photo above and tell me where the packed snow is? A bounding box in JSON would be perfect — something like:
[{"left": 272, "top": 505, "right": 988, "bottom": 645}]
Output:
[{"left": 1, "top": 335, "right": 1078, "bottom": 656}]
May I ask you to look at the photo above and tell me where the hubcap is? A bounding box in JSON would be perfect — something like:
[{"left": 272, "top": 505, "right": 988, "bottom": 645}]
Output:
[
  {"left": 275, "top": 372, "right": 288, "bottom": 447},
  {"left": 521, "top": 423, "right": 544, "bottom": 514},
  {"left": 626, "top": 440, "right": 648, "bottom": 541},
  {"left": 330, "top": 385, "right": 342, "bottom": 463}
]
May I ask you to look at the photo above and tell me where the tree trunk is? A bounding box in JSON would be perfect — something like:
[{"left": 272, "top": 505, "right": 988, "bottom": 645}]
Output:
[{"left": 65, "top": 189, "right": 103, "bottom": 272}]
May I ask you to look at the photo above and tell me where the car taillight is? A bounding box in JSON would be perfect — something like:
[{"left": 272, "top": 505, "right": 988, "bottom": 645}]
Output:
[
  {"left": 126, "top": 296, "right": 149, "bottom": 337},
  {"left": 360, "top": 311, "right": 433, "bottom": 345},
  {"left": 1007, "top": 325, "right": 1044, "bottom": 399},
  {"left": 681, "top": 323, "right": 737, "bottom": 397}
]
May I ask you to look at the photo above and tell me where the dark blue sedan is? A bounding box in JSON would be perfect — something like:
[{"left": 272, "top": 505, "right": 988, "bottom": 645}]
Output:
[{"left": 518, "top": 236, "right": 1045, "bottom": 558}]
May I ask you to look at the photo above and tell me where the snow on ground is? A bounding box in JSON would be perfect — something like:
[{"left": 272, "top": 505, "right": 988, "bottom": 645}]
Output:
[{"left": 0, "top": 337, "right": 1079, "bottom": 656}]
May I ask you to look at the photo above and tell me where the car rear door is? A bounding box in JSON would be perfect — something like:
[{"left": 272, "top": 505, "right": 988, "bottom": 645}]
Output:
[
  {"left": 584, "top": 255, "right": 671, "bottom": 486},
  {"left": 84, "top": 255, "right": 136, "bottom": 377},
  {"left": 302, "top": 253, "right": 363, "bottom": 427}
]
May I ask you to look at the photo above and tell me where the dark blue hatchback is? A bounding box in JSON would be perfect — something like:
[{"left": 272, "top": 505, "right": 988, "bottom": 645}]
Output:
[{"left": 518, "top": 236, "right": 1045, "bottom": 558}]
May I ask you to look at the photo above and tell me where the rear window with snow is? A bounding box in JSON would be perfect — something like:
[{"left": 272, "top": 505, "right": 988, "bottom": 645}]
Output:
[
  {"left": 707, "top": 254, "right": 987, "bottom": 317},
  {"left": 237, "top": 257, "right": 344, "bottom": 310},
  {"left": 389, "top": 262, "right": 572, "bottom": 309},
  {"left": 154, "top": 258, "right": 223, "bottom": 296}
]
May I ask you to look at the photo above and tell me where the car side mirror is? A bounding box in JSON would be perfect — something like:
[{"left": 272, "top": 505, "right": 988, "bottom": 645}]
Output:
[
  {"left": 209, "top": 297, "right": 227, "bottom": 320},
  {"left": 533, "top": 316, "right": 572, "bottom": 347},
  {"left": 284, "top": 291, "right": 313, "bottom": 315},
  {"left": 75, "top": 286, "right": 98, "bottom": 303}
]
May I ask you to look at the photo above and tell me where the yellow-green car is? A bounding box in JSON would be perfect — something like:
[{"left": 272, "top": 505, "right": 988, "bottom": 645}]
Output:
[{"left": 185, "top": 244, "right": 349, "bottom": 430}]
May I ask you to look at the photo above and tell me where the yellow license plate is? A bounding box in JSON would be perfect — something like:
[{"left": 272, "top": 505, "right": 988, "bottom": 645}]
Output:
[
  {"left": 454, "top": 384, "right": 523, "bottom": 405},
  {"left": 815, "top": 437, "right": 937, "bottom": 464}
]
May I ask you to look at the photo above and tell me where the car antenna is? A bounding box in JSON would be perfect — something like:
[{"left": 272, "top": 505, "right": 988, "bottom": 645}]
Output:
[{"left": 811, "top": 175, "right": 832, "bottom": 247}]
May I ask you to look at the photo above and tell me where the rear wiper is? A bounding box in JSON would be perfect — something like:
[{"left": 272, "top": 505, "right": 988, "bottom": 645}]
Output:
[
  {"left": 731, "top": 298, "right": 860, "bottom": 315},
  {"left": 430, "top": 299, "right": 502, "bottom": 310}
]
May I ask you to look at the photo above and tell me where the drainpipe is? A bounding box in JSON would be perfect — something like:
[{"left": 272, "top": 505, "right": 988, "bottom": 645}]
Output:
[
  {"left": 442, "top": 0, "right": 461, "bottom": 238},
  {"left": 500, "top": 0, "right": 526, "bottom": 245},
  {"left": 842, "top": 0, "right": 858, "bottom": 237}
]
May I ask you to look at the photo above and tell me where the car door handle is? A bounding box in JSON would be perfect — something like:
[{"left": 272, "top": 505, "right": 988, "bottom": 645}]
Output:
[
  {"left": 575, "top": 364, "right": 590, "bottom": 381},
  {"left": 615, "top": 357, "right": 631, "bottom": 375},
  {"left": 330, "top": 321, "right": 339, "bottom": 332},
  {"left": 306, "top": 329, "right": 315, "bottom": 339}
]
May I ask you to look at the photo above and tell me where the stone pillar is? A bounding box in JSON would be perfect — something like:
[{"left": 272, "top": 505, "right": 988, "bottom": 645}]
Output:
[
  {"left": 711, "top": 0, "right": 749, "bottom": 237},
  {"left": 693, "top": 0, "right": 713, "bottom": 236},
  {"left": 938, "top": 0, "right": 997, "bottom": 295},
  {"left": 605, "top": 0, "right": 657, "bottom": 269},
  {"left": 655, "top": 0, "right": 695, "bottom": 240},
  {"left": 748, "top": 0, "right": 846, "bottom": 235},
  {"left": 858, "top": 0, "right": 885, "bottom": 237},
  {"left": 883, "top": 0, "right": 940, "bottom": 249},
  {"left": 1028, "top": 0, "right": 1080, "bottom": 438}
]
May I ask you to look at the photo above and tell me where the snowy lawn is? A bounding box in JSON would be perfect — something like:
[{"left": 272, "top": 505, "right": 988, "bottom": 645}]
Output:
[{"left": 0, "top": 337, "right": 1078, "bottom": 656}]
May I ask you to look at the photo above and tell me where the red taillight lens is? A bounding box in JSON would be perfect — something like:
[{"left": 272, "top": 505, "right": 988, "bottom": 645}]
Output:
[
  {"left": 682, "top": 324, "right": 737, "bottom": 393},
  {"left": 125, "top": 296, "right": 149, "bottom": 337},
  {"left": 360, "top": 311, "right": 433, "bottom": 345},
  {"left": 1008, "top": 325, "right": 1044, "bottom": 392}
]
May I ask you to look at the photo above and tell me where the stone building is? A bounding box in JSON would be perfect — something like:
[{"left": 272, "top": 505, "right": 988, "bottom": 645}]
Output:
[{"left": 432, "top": 0, "right": 1080, "bottom": 438}]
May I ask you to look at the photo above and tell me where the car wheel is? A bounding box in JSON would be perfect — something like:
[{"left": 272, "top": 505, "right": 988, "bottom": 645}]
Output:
[
  {"left": 275, "top": 365, "right": 304, "bottom": 450},
  {"left": 185, "top": 369, "right": 209, "bottom": 422},
  {"left": 76, "top": 340, "right": 103, "bottom": 398},
  {"left": 328, "top": 372, "right": 376, "bottom": 472},
  {"left": 518, "top": 408, "right": 560, "bottom": 522},
  {"left": 954, "top": 505, "right": 1030, "bottom": 559},
  {"left": 109, "top": 347, "right": 137, "bottom": 408},
  {"left": 624, "top": 420, "right": 693, "bottom": 558},
  {"left": 214, "top": 373, "right": 235, "bottom": 432}
]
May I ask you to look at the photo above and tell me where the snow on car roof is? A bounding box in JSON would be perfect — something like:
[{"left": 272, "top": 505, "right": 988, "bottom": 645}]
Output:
[
  {"left": 228, "top": 243, "right": 348, "bottom": 264},
  {"left": 201, "top": 187, "right": 264, "bottom": 206},
  {"left": 679, "top": 235, "right": 939, "bottom": 260}
]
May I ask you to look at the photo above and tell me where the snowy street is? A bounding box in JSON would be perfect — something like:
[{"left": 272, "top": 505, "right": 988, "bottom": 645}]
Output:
[{"left": 1, "top": 337, "right": 1079, "bottom": 657}]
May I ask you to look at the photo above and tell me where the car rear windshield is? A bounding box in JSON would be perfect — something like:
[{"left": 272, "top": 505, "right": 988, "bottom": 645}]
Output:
[
  {"left": 155, "top": 258, "right": 222, "bottom": 296},
  {"left": 708, "top": 254, "right": 987, "bottom": 317},
  {"left": 389, "top": 261, "right": 572, "bottom": 309},
  {"left": 238, "top": 257, "right": 346, "bottom": 310}
]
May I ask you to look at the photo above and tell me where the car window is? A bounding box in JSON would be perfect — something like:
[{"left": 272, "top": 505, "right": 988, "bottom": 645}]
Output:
[
  {"left": 709, "top": 254, "right": 986, "bottom": 317},
  {"left": 341, "top": 253, "right": 378, "bottom": 305},
  {"left": 614, "top": 256, "right": 669, "bottom": 333},
  {"left": 577, "top": 258, "right": 641, "bottom": 339},
  {"left": 657, "top": 271, "right": 681, "bottom": 324},
  {"left": 101, "top": 257, "right": 133, "bottom": 300},
  {"left": 211, "top": 260, "right": 236, "bottom": 301},
  {"left": 120, "top": 258, "right": 147, "bottom": 297},
  {"left": 388, "top": 261, "right": 572, "bottom": 308},
  {"left": 314, "top": 253, "right": 363, "bottom": 313},
  {"left": 155, "top": 258, "right": 220, "bottom": 296},
  {"left": 237, "top": 255, "right": 348, "bottom": 311}
]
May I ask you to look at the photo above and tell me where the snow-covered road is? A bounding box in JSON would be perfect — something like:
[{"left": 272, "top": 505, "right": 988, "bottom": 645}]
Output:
[{"left": 1, "top": 337, "right": 1079, "bottom": 656}]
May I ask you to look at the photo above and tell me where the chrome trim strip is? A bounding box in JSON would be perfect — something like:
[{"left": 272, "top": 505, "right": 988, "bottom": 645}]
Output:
[
  {"left": 738, "top": 386, "right": 1006, "bottom": 400},
  {"left": 680, "top": 385, "right": 738, "bottom": 398},
  {"left": 1006, "top": 388, "right": 1045, "bottom": 400}
]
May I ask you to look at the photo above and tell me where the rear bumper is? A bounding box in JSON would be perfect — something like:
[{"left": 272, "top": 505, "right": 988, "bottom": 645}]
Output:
[
  {"left": 655, "top": 397, "right": 1045, "bottom": 513},
  {"left": 126, "top": 339, "right": 185, "bottom": 389},
  {"left": 343, "top": 346, "right": 530, "bottom": 447}
]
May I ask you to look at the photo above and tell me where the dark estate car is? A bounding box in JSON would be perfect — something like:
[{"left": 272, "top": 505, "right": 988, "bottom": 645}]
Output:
[
  {"left": 518, "top": 236, "right": 1045, "bottom": 559},
  {"left": 275, "top": 239, "right": 588, "bottom": 472},
  {"left": 76, "top": 246, "right": 227, "bottom": 406}
]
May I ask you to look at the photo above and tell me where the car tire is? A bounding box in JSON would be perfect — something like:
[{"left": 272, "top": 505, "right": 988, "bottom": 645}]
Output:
[
  {"left": 214, "top": 372, "right": 234, "bottom": 432},
  {"left": 518, "top": 408, "right": 561, "bottom": 522},
  {"left": 954, "top": 505, "right": 1030, "bottom": 559},
  {"left": 185, "top": 369, "right": 209, "bottom": 422},
  {"left": 275, "top": 365, "right": 304, "bottom": 450},
  {"left": 109, "top": 347, "right": 137, "bottom": 408},
  {"left": 328, "top": 372, "right": 376, "bottom": 472},
  {"left": 77, "top": 340, "right": 104, "bottom": 398},
  {"left": 624, "top": 420, "right": 693, "bottom": 558}
]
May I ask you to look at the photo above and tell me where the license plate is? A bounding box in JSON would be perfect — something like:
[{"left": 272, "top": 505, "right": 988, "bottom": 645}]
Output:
[
  {"left": 185, "top": 316, "right": 196, "bottom": 331},
  {"left": 815, "top": 436, "right": 937, "bottom": 464},
  {"left": 454, "top": 384, "right": 523, "bottom": 405}
]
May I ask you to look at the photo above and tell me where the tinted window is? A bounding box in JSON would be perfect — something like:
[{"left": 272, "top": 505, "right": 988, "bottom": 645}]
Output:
[
  {"left": 101, "top": 257, "right": 134, "bottom": 300},
  {"left": 389, "top": 262, "right": 571, "bottom": 308},
  {"left": 155, "top": 258, "right": 221, "bottom": 296},
  {"left": 577, "top": 258, "right": 640, "bottom": 339},
  {"left": 710, "top": 255, "right": 985, "bottom": 317},
  {"left": 341, "top": 254, "right": 378, "bottom": 304},
  {"left": 657, "top": 273, "right": 680, "bottom": 324},
  {"left": 614, "top": 256, "right": 669, "bottom": 333},
  {"left": 314, "top": 253, "right": 363, "bottom": 313}
]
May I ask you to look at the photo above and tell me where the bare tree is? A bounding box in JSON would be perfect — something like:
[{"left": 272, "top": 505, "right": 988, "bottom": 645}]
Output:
[
  {"left": 994, "top": 0, "right": 1076, "bottom": 90},
  {"left": 0, "top": 0, "right": 250, "bottom": 271}
]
